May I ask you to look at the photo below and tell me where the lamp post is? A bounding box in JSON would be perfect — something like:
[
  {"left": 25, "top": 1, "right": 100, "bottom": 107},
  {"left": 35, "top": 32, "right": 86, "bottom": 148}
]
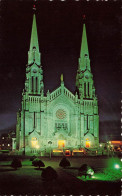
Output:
[
  {"left": 99, "top": 144, "right": 103, "bottom": 155},
  {"left": 48, "top": 141, "right": 52, "bottom": 159}
]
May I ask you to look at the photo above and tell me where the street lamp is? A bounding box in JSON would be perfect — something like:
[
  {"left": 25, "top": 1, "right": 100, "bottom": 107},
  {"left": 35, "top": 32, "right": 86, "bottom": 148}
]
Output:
[
  {"left": 99, "top": 144, "right": 103, "bottom": 155},
  {"left": 48, "top": 141, "right": 52, "bottom": 159}
]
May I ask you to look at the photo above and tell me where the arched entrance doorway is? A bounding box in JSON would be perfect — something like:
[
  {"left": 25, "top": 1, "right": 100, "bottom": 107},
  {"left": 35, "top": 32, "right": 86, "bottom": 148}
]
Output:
[
  {"left": 85, "top": 138, "right": 90, "bottom": 148},
  {"left": 58, "top": 140, "right": 65, "bottom": 148}
]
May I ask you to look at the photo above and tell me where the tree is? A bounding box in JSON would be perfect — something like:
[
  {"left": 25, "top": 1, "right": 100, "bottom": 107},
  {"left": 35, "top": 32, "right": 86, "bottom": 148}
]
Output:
[
  {"left": 41, "top": 166, "right": 58, "bottom": 181},
  {"left": 32, "top": 158, "right": 45, "bottom": 169},
  {"left": 59, "top": 157, "right": 71, "bottom": 168},
  {"left": 78, "top": 164, "right": 94, "bottom": 179},
  {"left": 11, "top": 158, "right": 22, "bottom": 170}
]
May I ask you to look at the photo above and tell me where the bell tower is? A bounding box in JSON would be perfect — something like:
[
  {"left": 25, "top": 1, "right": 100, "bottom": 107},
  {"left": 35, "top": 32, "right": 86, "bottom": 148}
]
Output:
[
  {"left": 76, "top": 22, "right": 96, "bottom": 99},
  {"left": 25, "top": 14, "right": 44, "bottom": 95},
  {"left": 76, "top": 20, "right": 99, "bottom": 149},
  {"left": 16, "top": 13, "right": 44, "bottom": 153}
]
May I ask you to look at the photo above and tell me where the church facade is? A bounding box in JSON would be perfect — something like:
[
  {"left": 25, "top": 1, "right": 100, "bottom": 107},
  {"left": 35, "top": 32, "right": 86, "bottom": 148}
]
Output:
[{"left": 16, "top": 14, "right": 99, "bottom": 155}]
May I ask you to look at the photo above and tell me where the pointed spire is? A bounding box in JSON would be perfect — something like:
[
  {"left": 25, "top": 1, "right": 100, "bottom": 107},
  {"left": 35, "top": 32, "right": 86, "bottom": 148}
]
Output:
[
  {"left": 79, "top": 23, "right": 90, "bottom": 71},
  {"left": 29, "top": 14, "right": 39, "bottom": 52},
  {"left": 28, "top": 14, "right": 40, "bottom": 65},
  {"left": 80, "top": 24, "right": 89, "bottom": 59}
]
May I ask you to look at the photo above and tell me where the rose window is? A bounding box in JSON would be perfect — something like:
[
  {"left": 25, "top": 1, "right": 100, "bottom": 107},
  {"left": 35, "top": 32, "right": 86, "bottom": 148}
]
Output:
[{"left": 56, "top": 109, "right": 66, "bottom": 119}]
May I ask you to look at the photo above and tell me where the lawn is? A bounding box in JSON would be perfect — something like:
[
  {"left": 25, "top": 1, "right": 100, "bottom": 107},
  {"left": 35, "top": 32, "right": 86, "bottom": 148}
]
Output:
[{"left": 0, "top": 156, "right": 121, "bottom": 195}]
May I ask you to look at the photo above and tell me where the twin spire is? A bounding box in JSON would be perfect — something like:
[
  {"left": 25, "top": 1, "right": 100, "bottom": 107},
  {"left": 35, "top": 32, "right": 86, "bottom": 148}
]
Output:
[
  {"left": 28, "top": 14, "right": 40, "bottom": 65},
  {"left": 80, "top": 24, "right": 89, "bottom": 60},
  {"left": 79, "top": 24, "right": 91, "bottom": 72},
  {"left": 28, "top": 14, "right": 90, "bottom": 72},
  {"left": 29, "top": 14, "right": 39, "bottom": 52}
]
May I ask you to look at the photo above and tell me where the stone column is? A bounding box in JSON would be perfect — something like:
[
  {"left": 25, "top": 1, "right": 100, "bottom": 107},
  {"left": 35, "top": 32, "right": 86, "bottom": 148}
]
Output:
[{"left": 12, "top": 138, "right": 16, "bottom": 150}]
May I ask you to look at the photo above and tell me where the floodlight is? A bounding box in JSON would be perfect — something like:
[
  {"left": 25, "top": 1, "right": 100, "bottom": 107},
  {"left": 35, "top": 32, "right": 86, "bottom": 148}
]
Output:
[
  {"left": 36, "top": 145, "right": 40, "bottom": 149},
  {"left": 114, "top": 164, "right": 120, "bottom": 169}
]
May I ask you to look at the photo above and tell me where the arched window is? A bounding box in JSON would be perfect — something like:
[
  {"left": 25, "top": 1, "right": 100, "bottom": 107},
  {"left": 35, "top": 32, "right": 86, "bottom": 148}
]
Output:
[
  {"left": 36, "top": 77, "right": 38, "bottom": 92},
  {"left": 84, "top": 83, "right": 86, "bottom": 97},
  {"left": 88, "top": 82, "right": 90, "bottom": 97},
  {"left": 32, "top": 77, "right": 34, "bottom": 92}
]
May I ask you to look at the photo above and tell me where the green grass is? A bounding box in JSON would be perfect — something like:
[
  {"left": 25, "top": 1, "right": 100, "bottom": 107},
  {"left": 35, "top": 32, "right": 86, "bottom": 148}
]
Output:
[
  {"left": 77, "top": 171, "right": 122, "bottom": 182},
  {"left": 0, "top": 161, "right": 11, "bottom": 166},
  {"left": 0, "top": 160, "right": 32, "bottom": 166},
  {"left": 0, "top": 157, "right": 121, "bottom": 195},
  {"left": 0, "top": 167, "right": 120, "bottom": 195}
]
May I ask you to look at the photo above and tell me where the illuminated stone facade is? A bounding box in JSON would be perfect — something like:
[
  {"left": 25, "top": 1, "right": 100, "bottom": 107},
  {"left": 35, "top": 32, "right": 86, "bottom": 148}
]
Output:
[{"left": 16, "top": 14, "right": 99, "bottom": 155}]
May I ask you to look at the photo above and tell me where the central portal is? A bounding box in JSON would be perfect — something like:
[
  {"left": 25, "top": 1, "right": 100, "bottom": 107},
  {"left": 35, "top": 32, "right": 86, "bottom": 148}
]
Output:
[
  {"left": 86, "top": 141, "right": 90, "bottom": 148},
  {"left": 58, "top": 140, "right": 65, "bottom": 148}
]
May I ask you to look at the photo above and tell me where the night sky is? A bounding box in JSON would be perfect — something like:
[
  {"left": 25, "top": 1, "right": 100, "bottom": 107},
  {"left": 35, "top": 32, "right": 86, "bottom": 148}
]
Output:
[{"left": 0, "top": 0, "right": 121, "bottom": 141}]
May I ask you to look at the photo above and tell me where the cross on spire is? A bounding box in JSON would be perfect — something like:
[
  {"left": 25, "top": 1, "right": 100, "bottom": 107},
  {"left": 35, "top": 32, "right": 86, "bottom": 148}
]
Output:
[
  {"left": 82, "top": 14, "right": 86, "bottom": 20},
  {"left": 33, "top": 0, "right": 37, "bottom": 12},
  {"left": 33, "top": 4, "right": 36, "bottom": 11}
]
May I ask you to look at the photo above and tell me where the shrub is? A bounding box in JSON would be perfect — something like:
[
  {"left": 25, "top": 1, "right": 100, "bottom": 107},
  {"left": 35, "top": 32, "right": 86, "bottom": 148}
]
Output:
[
  {"left": 32, "top": 158, "right": 45, "bottom": 168},
  {"left": 41, "top": 166, "right": 58, "bottom": 181},
  {"left": 11, "top": 158, "right": 22, "bottom": 170},
  {"left": 78, "top": 164, "right": 94, "bottom": 178},
  {"left": 30, "top": 155, "right": 37, "bottom": 161},
  {"left": 59, "top": 157, "right": 71, "bottom": 168}
]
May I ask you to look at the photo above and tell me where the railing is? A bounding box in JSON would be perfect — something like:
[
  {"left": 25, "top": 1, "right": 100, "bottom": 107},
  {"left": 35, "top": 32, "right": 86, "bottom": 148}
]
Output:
[
  {"left": 28, "top": 96, "right": 40, "bottom": 103},
  {"left": 50, "top": 87, "right": 61, "bottom": 101},
  {"left": 83, "top": 100, "right": 94, "bottom": 106},
  {"left": 28, "top": 87, "right": 82, "bottom": 103},
  {"left": 64, "top": 87, "right": 75, "bottom": 101},
  {"left": 49, "top": 86, "right": 75, "bottom": 102}
]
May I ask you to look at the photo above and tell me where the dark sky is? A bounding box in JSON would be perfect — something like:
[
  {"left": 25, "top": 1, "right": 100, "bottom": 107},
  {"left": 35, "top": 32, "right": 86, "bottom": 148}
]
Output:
[{"left": 0, "top": 0, "right": 121, "bottom": 141}]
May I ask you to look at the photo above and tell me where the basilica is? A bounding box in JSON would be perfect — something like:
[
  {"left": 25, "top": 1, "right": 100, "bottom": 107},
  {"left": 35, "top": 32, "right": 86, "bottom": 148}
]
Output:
[{"left": 16, "top": 14, "right": 99, "bottom": 155}]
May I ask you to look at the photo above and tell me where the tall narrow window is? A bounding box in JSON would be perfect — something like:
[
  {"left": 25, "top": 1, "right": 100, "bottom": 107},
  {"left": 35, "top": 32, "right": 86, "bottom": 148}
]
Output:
[
  {"left": 34, "top": 112, "right": 35, "bottom": 128},
  {"left": 87, "top": 114, "right": 88, "bottom": 130},
  {"left": 84, "top": 83, "right": 86, "bottom": 97},
  {"left": 32, "top": 77, "right": 34, "bottom": 92},
  {"left": 36, "top": 77, "right": 38, "bottom": 93},
  {"left": 88, "top": 82, "right": 89, "bottom": 97}
]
